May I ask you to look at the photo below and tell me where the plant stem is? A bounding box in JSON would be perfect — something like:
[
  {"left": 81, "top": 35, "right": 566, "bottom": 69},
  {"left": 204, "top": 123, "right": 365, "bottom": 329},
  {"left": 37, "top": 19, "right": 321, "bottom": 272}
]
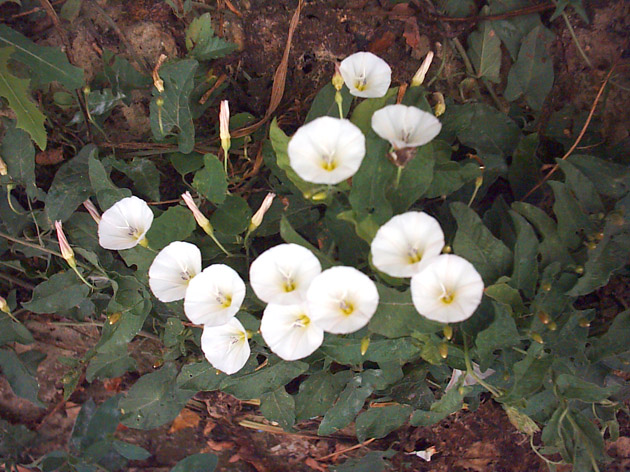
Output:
[
  {"left": 463, "top": 335, "right": 501, "bottom": 397},
  {"left": 560, "top": 10, "right": 593, "bottom": 69}
]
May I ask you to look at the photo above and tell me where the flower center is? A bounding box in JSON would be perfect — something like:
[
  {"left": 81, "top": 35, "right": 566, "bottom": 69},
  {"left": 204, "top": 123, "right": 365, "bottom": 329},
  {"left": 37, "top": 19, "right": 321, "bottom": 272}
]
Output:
[
  {"left": 320, "top": 152, "right": 337, "bottom": 171},
  {"left": 439, "top": 282, "right": 454, "bottom": 305},
  {"left": 407, "top": 247, "right": 423, "bottom": 264},
  {"left": 215, "top": 290, "right": 232, "bottom": 308},
  {"left": 354, "top": 72, "right": 368, "bottom": 91},
  {"left": 292, "top": 314, "right": 310, "bottom": 329},
  {"left": 339, "top": 299, "right": 354, "bottom": 316},
  {"left": 277, "top": 265, "right": 297, "bottom": 292}
]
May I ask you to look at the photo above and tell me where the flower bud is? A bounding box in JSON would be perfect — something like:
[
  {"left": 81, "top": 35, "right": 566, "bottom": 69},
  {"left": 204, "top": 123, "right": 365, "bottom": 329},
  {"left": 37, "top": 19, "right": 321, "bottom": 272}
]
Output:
[
  {"left": 219, "top": 100, "right": 231, "bottom": 155},
  {"left": 332, "top": 63, "right": 344, "bottom": 91},
  {"left": 182, "top": 191, "right": 213, "bottom": 235},
  {"left": 531, "top": 332, "right": 544, "bottom": 344},
  {"left": 55, "top": 221, "right": 76, "bottom": 268},
  {"left": 360, "top": 336, "right": 370, "bottom": 356},
  {"left": 0, "top": 296, "right": 9, "bottom": 315},
  {"left": 83, "top": 199, "right": 101, "bottom": 224},
  {"left": 438, "top": 342, "right": 448, "bottom": 359},
  {"left": 0, "top": 157, "right": 7, "bottom": 176},
  {"left": 152, "top": 54, "right": 167, "bottom": 93},
  {"left": 432, "top": 92, "right": 446, "bottom": 117},
  {"left": 108, "top": 312, "right": 122, "bottom": 325},
  {"left": 443, "top": 324, "right": 453, "bottom": 340},
  {"left": 578, "top": 317, "right": 591, "bottom": 328},
  {"left": 250, "top": 193, "right": 276, "bottom": 231},
  {"left": 537, "top": 311, "right": 550, "bottom": 325},
  {"left": 411, "top": 51, "right": 434, "bottom": 87}
]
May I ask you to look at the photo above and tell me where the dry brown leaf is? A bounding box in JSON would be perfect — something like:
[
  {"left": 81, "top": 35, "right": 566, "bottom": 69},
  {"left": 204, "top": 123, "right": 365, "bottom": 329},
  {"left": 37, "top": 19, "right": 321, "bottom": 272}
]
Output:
[
  {"left": 368, "top": 31, "right": 396, "bottom": 54},
  {"left": 403, "top": 18, "right": 421, "bottom": 49},
  {"left": 168, "top": 408, "right": 201, "bottom": 433},
  {"left": 304, "top": 457, "right": 328, "bottom": 472},
  {"left": 36, "top": 147, "right": 64, "bottom": 165},
  {"left": 206, "top": 439, "right": 235, "bottom": 452},
  {"left": 103, "top": 377, "right": 123, "bottom": 392}
]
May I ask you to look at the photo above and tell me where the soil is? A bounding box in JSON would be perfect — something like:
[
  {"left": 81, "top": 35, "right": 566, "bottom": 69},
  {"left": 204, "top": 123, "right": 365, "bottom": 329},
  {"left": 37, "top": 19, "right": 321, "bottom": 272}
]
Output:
[{"left": 1, "top": 0, "right": 630, "bottom": 471}]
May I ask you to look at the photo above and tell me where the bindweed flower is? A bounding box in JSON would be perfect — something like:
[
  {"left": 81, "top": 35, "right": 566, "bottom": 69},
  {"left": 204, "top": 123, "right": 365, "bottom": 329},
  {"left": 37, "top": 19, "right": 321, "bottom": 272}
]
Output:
[
  {"left": 410, "top": 254, "right": 484, "bottom": 323},
  {"left": 249, "top": 192, "right": 276, "bottom": 231},
  {"left": 306, "top": 266, "right": 379, "bottom": 334},
  {"left": 83, "top": 199, "right": 101, "bottom": 224},
  {"left": 55, "top": 221, "right": 76, "bottom": 268},
  {"left": 249, "top": 243, "right": 321, "bottom": 305},
  {"left": 184, "top": 264, "right": 246, "bottom": 326},
  {"left": 371, "top": 104, "right": 442, "bottom": 151},
  {"left": 201, "top": 317, "right": 250, "bottom": 375},
  {"left": 98, "top": 196, "right": 153, "bottom": 250},
  {"left": 181, "top": 191, "right": 212, "bottom": 235},
  {"left": 339, "top": 52, "right": 391, "bottom": 98},
  {"left": 260, "top": 303, "right": 324, "bottom": 361},
  {"left": 219, "top": 100, "right": 231, "bottom": 158},
  {"left": 0, "top": 295, "right": 9, "bottom": 314},
  {"left": 148, "top": 241, "right": 202, "bottom": 302},
  {"left": 371, "top": 212, "right": 444, "bottom": 278},
  {"left": 288, "top": 117, "right": 365, "bottom": 185}
]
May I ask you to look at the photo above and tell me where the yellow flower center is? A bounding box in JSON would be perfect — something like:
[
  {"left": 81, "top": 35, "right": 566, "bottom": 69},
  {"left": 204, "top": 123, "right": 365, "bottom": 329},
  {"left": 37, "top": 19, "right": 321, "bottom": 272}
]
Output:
[
  {"left": 407, "top": 247, "right": 423, "bottom": 264},
  {"left": 439, "top": 282, "right": 454, "bottom": 304},
  {"left": 293, "top": 314, "right": 310, "bottom": 328},
  {"left": 321, "top": 157, "right": 337, "bottom": 171},
  {"left": 215, "top": 291, "right": 232, "bottom": 308},
  {"left": 283, "top": 280, "right": 296, "bottom": 292},
  {"left": 339, "top": 299, "right": 354, "bottom": 316},
  {"left": 354, "top": 75, "right": 368, "bottom": 91}
]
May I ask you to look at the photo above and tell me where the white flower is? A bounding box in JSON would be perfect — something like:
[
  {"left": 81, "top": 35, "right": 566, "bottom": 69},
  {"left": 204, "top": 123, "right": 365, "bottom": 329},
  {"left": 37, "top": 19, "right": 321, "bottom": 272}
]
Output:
[
  {"left": 371, "top": 212, "right": 444, "bottom": 278},
  {"left": 98, "top": 196, "right": 154, "bottom": 250},
  {"left": 184, "top": 264, "right": 246, "bottom": 326},
  {"left": 371, "top": 104, "right": 442, "bottom": 150},
  {"left": 260, "top": 303, "right": 324, "bottom": 361},
  {"left": 410, "top": 254, "right": 484, "bottom": 323},
  {"left": 306, "top": 266, "right": 379, "bottom": 334},
  {"left": 201, "top": 318, "right": 250, "bottom": 375},
  {"left": 445, "top": 363, "right": 495, "bottom": 392},
  {"left": 148, "top": 242, "right": 202, "bottom": 302},
  {"left": 339, "top": 52, "right": 391, "bottom": 98},
  {"left": 288, "top": 117, "right": 366, "bottom": 185},
  {"left": 249, "top": 244, "right": 321, "bottom": 305}
]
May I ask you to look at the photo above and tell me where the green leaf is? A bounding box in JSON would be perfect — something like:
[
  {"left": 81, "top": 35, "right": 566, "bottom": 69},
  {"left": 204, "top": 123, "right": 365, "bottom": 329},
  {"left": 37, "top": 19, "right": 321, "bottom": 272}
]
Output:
[
  {"left": 443, "top": 103, "right": 520, "bottom": 156},
  {"left": 349, "top": 136, "right": 395, "bottom": 225},
  {"left": 0, "top": 348, "right": 44, "bottom": 407},
  {"left": 220, "top": 360, "right": 308, "bottom": 400},
  {"left": 1, "top": 120, "right": 39, "bottom": 197},
  {"left": 331, "top": 450, "right": 396, "bottom": 472},
  {"left": 321, "top": 336, "right": 421, "bottom": 366},
  {"left": 355, "top": 404, "right": 412, "bottom": 442},
  {"left": 279, "top": 215, "right": 333, "bottom": 267},
  {"left": 177, "top": 361, "right": 226, "bottom": 391},
  {"left": 170, "top": 453, "right": 218, "bottom": 472},
  {"left": 192, "top": 154, "right": 227, "bottom": 204},
  {"left": 22, "top": 271, "right": 90, "bottom": 314},
  {"left": 170, "top": 152, "right": 204, "bottom": 175},
  {"left": 500, "top": 344, "right": 552, "bottom": 404},
  {"left": 410, "top": 387, "right": 465, "bottom": 426},
  {"left": 260, "top": 387, "right": 295, "bottom": 431},
  {"left": 387, "top": 145, "right": 434, "bottom": 213},
  {"left": 451, "top": 202, "right": 512, "bottom": 284},
  {"left": 294, "top": 371, "right": 352, "bottom": 422},
  {"left": 145, "top": 205, "right": 195, "bottom": 250},
  {"left": 555, "top": 374, "right": 617, "bottom": 402},
  {"left": 369, "top": 285, "right": 442, "bottom": 338},
  {"left": 120, "top": 364, "right": 195, "bottom": 429},
  {"left": 45, "top": 145, "right": 95, "bottom": 223},
  {"left": 103, "top": 50, "right": 151, "bottom": 100},
  {"left": 0, "top": 314, "right": 34, "bottom": 346},
  {"left": 150, "top": 59, "right": 198, "bottom": 154},
  {"left": 504, "top": 25, "right": 554, "bottom": 110},
  {"left": 318, "top": 373, "right": 377, "bottom": 435},
  {"left": 210, "top": 194, "right": 251, "bottom": 235},
  {"left": 489, "top": 0, "right": 542, "bottom": 60},
  {"left": 557, "top": 159, "right": 604, "bottom": 214},
  {"left": 484, "top": 283, "right": 526, "bottom": 314},
  {"left": 185, "top": 13, "right": 236, "bottom": 60},
  {"left": 549, "top": 180, "right": 595, "bottom": 249},
  {"left": 112, "top": 158, "right": 161, "bottom": 202},
  {"left": 439, "top": 0, "right": 477, "bottom": 17},
  {"left": 0, "top": 25, "right": 84, "bottom": 90},
  {"left": 336, "top": 210, "right": 380, "bottom": 244},
  {"left": 509, "top": 211, "right": 539, "bottom": 297},
  {"left": 111, "top": 440, "right": 151, "bottom": 461},
  {"left": 507, "top": 133, "right": 541, "bottom": 201},
  {"left": 88, "top": 154, "right": 131, "bottom": 210},
  {"left": 269, "top": 119, "right": 319, "bottom": 197},
  {"left": 305, "top": 83, "right": 353, "bottom": 122},
  {"left": 567, "top": 154, "right": 630, "bottom": 199},
  {"left": 0, "top": 48, "right": 46, "bottom": 149},
  {"left": 86, "top": 351, "right": 136, "bottom": 382},
  {"left": 467, "top": 18, "right": 501, "bottom": 83},
  {"left": 424, "top": 161, "right": 481, "bottom": 199},
  {"left": 475, "top": 302, "right": 520, "bottom": 370},
  {"left": 587, "top": 310, "right": 630, "bottom": 362},
  {"left": 71, "top": 395, "right": 121, "bottom": 452}
]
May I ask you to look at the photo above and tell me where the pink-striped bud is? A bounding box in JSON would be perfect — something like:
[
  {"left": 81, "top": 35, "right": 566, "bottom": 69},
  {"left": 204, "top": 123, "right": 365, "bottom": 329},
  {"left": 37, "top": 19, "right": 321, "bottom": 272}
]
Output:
[
  {"left": 0, "top": 295, "right": 9, "bottom": 315},
  {"left": 411, "top": 51, "right": 434, "bottom": 87},
  {"left": 250, "top": 193, "right": 276, "bottom": 230},
  {"left": 55, "top": 220, "right": 76, "bottom": 268},
  {"left": 83, "top": 199, "right": 101, "bottom": 224},
  {"left": 219, "top": 100, "right": 231, "bottom": 153},
  {"left": 182, "top": 192, "right": 213, "bottom": 235}
]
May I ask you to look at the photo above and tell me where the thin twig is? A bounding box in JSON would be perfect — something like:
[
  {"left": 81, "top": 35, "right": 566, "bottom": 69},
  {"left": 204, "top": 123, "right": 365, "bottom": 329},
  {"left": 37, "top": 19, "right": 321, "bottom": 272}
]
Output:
[
  {"left": 0, "top": 273, "right": 35, "bottom": 290},
  {"left": 560, "top": 10, "right": 593, "bottom": 69},
  {"left": 317, "top": 438, "right": 376, "bottom": 461},
  {"left": 521, "top": 64, "right": 617, "bottom": 200}
]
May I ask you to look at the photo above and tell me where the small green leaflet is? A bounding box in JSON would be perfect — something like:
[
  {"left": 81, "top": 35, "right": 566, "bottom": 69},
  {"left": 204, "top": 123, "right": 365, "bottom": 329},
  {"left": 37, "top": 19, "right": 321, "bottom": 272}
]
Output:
[
  {"left": 468, "top": 19, "right": 501, "bottom": 83},
  {"left": 185, "top": 13, "right": 237, "bottom": 60},
  {"left": 0, "top": 47, "right": 46, "bottom": 149}
]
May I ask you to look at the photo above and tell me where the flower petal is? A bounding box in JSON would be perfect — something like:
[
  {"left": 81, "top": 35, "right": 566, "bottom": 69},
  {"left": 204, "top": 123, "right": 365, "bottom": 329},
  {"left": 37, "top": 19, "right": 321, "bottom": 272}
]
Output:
[
  {"left": 371, "top": 211, "right": 444, "bottom": 277},
  {"left": 98, "top": 196, "right": 154, "bottom": 250},
  {"left": 288, "top": 117, "right": 366, "bottom": 185},
  {"left": 306, "top": 266, "right": 379, "bottom": 334},
  {"left": 249, "top": 243, "right": 322, "bottom": 305},
  {"left": 201, "top": 318, "right": 250, "bottom": 375},
  {"left": 411, "top": 255, "right": 484, "bottom": 323},
  {"left": 339, "top": 52, "right": 391, "bottom": 98},
  {"left": 261, "top": 304, "right": 324, "bottom": 361},
  {"left": 184, "top": 264, "right": 246, "bottom": 326},
  {"left": 148, "top": 241, "right": 202, "bottom": 302}
]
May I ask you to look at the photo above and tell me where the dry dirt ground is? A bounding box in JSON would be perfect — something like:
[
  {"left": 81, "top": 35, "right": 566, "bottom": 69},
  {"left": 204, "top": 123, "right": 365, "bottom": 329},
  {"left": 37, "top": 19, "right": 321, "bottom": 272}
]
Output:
[{"left": 1, "top": 0, "right": 630, "bottom": 470}]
